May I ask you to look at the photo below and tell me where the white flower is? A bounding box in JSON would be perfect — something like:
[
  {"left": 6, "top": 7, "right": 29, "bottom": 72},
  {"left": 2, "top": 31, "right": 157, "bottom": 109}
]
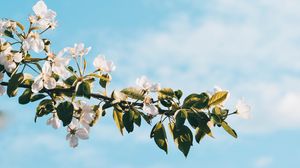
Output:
[
  {"left": 48, "top": 51, "right": 70, "bottom": 78},
  {"left": 143, "top": 103, "right": 159, "bottom": 116},
  {"left": 0, "top": 44, "right": 23, "bottom": 72},
  {"left": 66, "top": 119, "right": 89, "bottom": 148},
  {"left": 32, "top": 0, "right": 57, "bottom": 29},
  {"left": 66, "top": 43, "right": 91, "bottom": 58},
  {"left": 93, "top": 55, "right": 116, "bottom": 73},
  {"left": 47, "top": 113, "right": 61, "bottom": 129},
  {"left": 0, "top": 20, "right": 16, "bottom": 36},
  {"left": 31, "top": 61, "right": 56, "bottom": 93},
  {"left": 136, "top": 76, "right": 161, "bottom": 92},
  {"left": 0, "top": 72, "right": 5, "bottom": 96},
  {"left": 235, "top": 99, "right": 251, "bottom": 119},
  {"left": 73, "top": 101, "right": 94, "bottom": 131},
  {"left": 22, "top": 32, "right": 44, "bottom": 53}
]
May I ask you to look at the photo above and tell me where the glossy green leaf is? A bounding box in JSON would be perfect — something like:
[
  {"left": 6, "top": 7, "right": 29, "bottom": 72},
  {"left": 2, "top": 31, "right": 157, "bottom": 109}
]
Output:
[
  {"left": 76, "top": 81, "right": 91, "bottom": 99},
  {"left": 35, "top": 99, "right": 55, "bottom": 121},
  {"left": 18, "top": 89, "right": 32, "bottom": 105},
  {"left": 195, "top": 127, "right": 206, "bottom": 143},
  {"left": 56, "top": 101, "right": 74, "bottom": 127},
  {"left": 150, "top": 122, "right": 168, "bottom": 154},
  {"left": 122, "top": 110, "right": 134, "bottom": 133},
  {"left": 121, "top": 87, "right": 145, "bottom": 100},
  {"left": 175, "top": 109, "right": 187, "bottom": 128},
  {"left": 208, "top": 91, "right": 228, "bottom": 106},
  {"left": 183, "top": 93, "right": 209, "bottom": 109},
  {"left": 175, "top": 90, "right": 183, "bottom": 100},
  {"left": 30, "top": 94, "right": 47, "bottom": 102},
  {"left": 173, "top": 125, "right": 193, "bottom": 157},
  {"left": 221, "top": 121, "right": 237, "bottom": 138},
  {"left": 7, "top": 73, "right": 24, "bottom": 97},
  {"left": 113, "top": 109, "right": 124, "bottom": 135},
  {"left": 158, "top": 88, "right": 175, "bottom": 100}
]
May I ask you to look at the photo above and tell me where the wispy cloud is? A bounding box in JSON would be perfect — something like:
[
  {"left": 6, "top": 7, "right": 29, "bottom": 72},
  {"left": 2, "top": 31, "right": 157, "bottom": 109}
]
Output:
[{"left": 99, "top": 0, "right": 300, "bottom": 134}]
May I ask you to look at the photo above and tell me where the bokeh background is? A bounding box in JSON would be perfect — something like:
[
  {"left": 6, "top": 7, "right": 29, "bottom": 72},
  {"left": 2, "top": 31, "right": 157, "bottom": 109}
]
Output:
[{"left": 1, "top": 0, "right": 300, "bottom": 167}]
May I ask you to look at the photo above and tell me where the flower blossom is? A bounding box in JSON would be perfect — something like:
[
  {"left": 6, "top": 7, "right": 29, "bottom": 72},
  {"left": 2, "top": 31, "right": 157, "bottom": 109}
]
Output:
[
  {"left": 47, "top": 51, "right": 70, "bottom": 78},
  {"left": 22, "top": 32, "right": 44, "bottom": 53},
  {"left": 93, "top": 55, "right": 116, "bottom": 73},
  {"left": 0, "top": 20, "right": 16, "bottom": 36},
  {"left": 31, "top": 0, "right": 57, "bottom": 29},
  {"left": 66, "top": 119, "right": 89, "bottom": 148},
  {"left": 47, "top": 113, "right": 61, "bottom": 129},
  {"left": 0, "top": 72, "right": 5, "bottom": 96},
  {"left": 235, "top": 99, "right": 251, "bottom": 119},
  {"left": 136, "top": 76, "right": 161, "bottom": 92},
  {"left": 0, "top": 40, "right": 23, "bottom": 72},
  {"left": 66, "top": 43, "right": 91, "bottom": 58},
  {"left": 143, "top": 96, "right": 159, "bottom": 116},
  {"left": 73, "top": 101, "right": 94, "bottom": 132},
  {"left": 31, "top": 61, "right": 56, "bottom": 93}
]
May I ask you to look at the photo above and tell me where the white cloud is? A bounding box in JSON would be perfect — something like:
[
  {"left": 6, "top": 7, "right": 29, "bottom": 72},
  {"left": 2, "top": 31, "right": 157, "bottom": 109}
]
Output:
[{"left": 103, "top": 0, "right": 300, "bottom": 134}]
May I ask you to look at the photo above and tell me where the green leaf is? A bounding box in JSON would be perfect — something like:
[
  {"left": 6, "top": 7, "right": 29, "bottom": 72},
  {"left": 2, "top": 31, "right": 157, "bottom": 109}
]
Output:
[
  {"left": 160, "top": 99, "right": 172, "bottom": 107},
  {"left": 221, "top": 121, "right": 237, "bottom": 138},
  {"left": 30, "top": 94, "right": 47, "bottom": 102},
  {"left": 175, "top": 110, "right": 187, "bottom": 128},
  {"left": 195, "top": 127, "right": 206, "bottom": 143},
  {"left": 113, "top": 109, "right": 124, "bottom": 135},
  {"left": 76, "top": 81, "right": 91, "bottom": 98},
  {"left": 0, "top": 65, "right": 4, "bottom": 72},
  {"left": 158, "top": 88, "right": 175, "bottom": 100},
  {"left": 173, "top": 125, "right": 193, "bottom": 157},
  {"left": 122, "top": 110, "right": 135, "bottom": 133},
  {"left": 4, "top": 30, "right": 14, "bottom": 38},
  {"left": 121, "top": 87, "right": 145, "bottom": 100},
  {"left": 140, "top": 111, "right": 151, "bottom": 125},
  {"left": 64, "top": 75, "right": 77, "bottom": 86},
  {"left": 18, "top": 89, "right": 32, "bottom": 105},
  {"left": 187, "top": 111, "right": 213, "bottom": 138},
  {"left": 56, "top": 101, "right": 74, "bottom": 127},
  {"left": 133, "top": 109, "right": 141, "bottom": 127},
  {"left": 175, "top": 90, "right": 183, "bottom": 100},
  {"left": 208, "top": 91, "right": 228, "bottom": 106},
  {"left": 182, "top": 93, "right": 209, "bottom": 109},
  {"left": 99, "top": 74, "right": 110, "bottom": 88},
  {"left": 150, "top": 122, "right": 168, "bottom": 154},
  {"left": 35, "top": 99, "right": 55, "bottom": 120},
  {"left": 7, "top": 73, "right": 24, "bottom": 97}
]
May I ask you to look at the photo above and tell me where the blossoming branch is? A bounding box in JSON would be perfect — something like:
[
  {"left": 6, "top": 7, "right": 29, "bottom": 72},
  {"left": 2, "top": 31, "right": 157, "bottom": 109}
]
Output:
[{"left": 0, "top": 1, "right": 251, "bottom": 157}]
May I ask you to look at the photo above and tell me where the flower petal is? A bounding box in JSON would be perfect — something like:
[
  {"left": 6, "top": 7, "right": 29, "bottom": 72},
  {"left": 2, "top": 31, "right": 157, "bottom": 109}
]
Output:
[
  {"left": 31, "top": 76, "right": 43, "bottom": 93},
  {"left": 76, "top": 128, "right": 89, "bottom": 140},
  {"left": 44, "top": 77, "right": 56, "bottom": 90}
]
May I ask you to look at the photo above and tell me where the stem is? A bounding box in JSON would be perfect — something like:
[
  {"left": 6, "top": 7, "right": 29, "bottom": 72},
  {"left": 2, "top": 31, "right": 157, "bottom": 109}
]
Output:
[{"left": 0, "top": 81, "right": 143, "bottom": 107}]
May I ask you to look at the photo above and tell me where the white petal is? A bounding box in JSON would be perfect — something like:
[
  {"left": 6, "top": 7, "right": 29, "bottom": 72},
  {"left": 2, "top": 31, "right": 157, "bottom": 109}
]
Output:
[
  {"left": 31, "top": 76, "right": 43, "bottom": 93},
  {"left": 143, "top": 104, "right": 159, "bottom": 116},
  {"left": 33, "top": 0, "right": 48, "bottom": 16},
  {"left": 13, "top": 52, "right": 23, "bottom": 63},
  {"left": 42, "top": 61, "right": 52, "bottom": 75},
  {"left": 76, "top": 128, "right": 89, "bottom": 140},
  {"left": 0, "top": 86, "right": 5, "bottom": 96},
  {"left": 22, "top": 40, "right": 31, "bottom": 52},
  {"left": 150, "top": 83, "right": 161, "bottom": 92},
  {"left": 66, "top": 133, "right": 71, "bottom": 140},
  {"left": 236, "top": 99, "right": 251, "bottom": 119},
  {"left": 31, "top": 38, "right": 44, "bottom": 53},
  {"left": 69, "top": 135, "right": 78, "bottom": 148},
  {"left": 5, "top": 62, "right": 16, "bottom": 73},
  {"left": 44, "top": 77, "right": 56, "bottom": 90}
]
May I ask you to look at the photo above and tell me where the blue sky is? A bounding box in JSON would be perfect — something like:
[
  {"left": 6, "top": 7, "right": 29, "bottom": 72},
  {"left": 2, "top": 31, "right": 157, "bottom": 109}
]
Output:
[{"left": 1, "top": 0, "right": 300, "bottom": 167}]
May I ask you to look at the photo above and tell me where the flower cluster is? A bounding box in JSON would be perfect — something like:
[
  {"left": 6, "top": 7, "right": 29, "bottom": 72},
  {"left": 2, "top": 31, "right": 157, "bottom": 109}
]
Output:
[{"left": 0, "top": 0, "right": 251, "bottom": 156}]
